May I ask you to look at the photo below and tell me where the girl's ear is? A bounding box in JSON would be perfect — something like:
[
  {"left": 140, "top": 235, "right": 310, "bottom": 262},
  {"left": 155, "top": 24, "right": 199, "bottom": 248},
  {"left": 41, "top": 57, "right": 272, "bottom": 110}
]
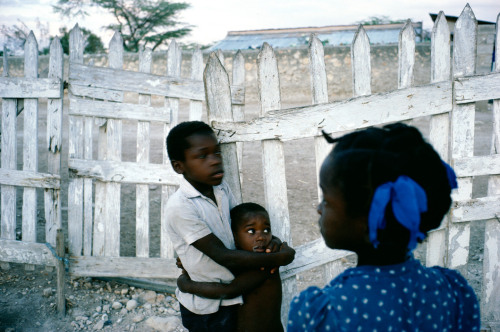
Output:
[{"left": 171, "top": 160, "right": 184, "bottom": 175}]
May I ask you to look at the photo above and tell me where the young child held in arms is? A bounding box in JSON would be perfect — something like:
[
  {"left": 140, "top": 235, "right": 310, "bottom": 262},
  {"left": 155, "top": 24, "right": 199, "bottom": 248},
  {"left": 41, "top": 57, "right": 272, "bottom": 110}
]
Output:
[
  {"left": 165, "top": 121, "right": 294, "bottom": 331},
  {"left": 288, "top": 123, "right": 480, "bottom": 331},
  {"left": 177, "top": 202, "right": 283, "bottom": 332}
]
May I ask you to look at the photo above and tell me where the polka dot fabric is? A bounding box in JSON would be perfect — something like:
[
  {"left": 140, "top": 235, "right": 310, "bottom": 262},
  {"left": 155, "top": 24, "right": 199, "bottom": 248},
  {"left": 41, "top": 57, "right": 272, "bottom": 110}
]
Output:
[{"left": 288, "top": 257, "right": 480, "bottom": 331}]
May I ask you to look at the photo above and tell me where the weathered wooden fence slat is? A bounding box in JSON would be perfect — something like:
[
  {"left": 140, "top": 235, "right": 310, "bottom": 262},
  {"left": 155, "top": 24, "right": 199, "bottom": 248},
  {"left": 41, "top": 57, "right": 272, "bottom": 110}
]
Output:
[
  {"left": 189, "top": 47, "right": 204, "bottom": 121},
  {"left": 232, "top": 50, "right": 246, "bottom": 185},
  {"left": 22, "top": 32, "right": 39, "bottom": 246},
  {"left": 0, "top": 77, "right": 62, "bottom": 98},
  {"left": 68, "top": 25, "right": 85, "bottom": 256},
  {"left": 454, "top": 72, "right": 500, "bottom": 103},
  {"left": 351, "top": 25, "right": 371, "bottom": 96},
  {"left": 69, "top": 256, "right": 179, "bottom": 279},
  {"left": 45, "top": 37, "right": 64, "bottom": 246},
  {"left": 398, "top": 20, "right": 416, "bottom": 89},
  {"left": 481, "top": 12, "right": 500, "bottom": 326},
  {"left": 256, "top": 42, "right": 295, "bottom": 324},
  {"left": 454, "top": 154, "right": 500, "bottom": 176},
  {"left": 449, "top": 4, "right": 477, "bottom": 270},
  {"left": 0, "top": 239, "right": 57, "bottom": 266},
  {"left": 103, "top": 31, "right": 124, "bottom": 258},
  {"left": 68, "top": 96, "right": 171, "bottom": 122},
  {"left": 427, "top": 11, "right": 452, "bottom": 267},
  {"left": 136, "top": 46, "right": 153, "bottom": 258},
  {"left": 69, "top": 63, "right": 245, "bottom": 105},
  {"left": 451, "top": 196, "right": 500, "bottom": 223},
  {"left": 0, "top": 169, "right": 61, "bottom": 188},
  {"left": 213, "top": 81, "right": 452, "bottom": 143}
]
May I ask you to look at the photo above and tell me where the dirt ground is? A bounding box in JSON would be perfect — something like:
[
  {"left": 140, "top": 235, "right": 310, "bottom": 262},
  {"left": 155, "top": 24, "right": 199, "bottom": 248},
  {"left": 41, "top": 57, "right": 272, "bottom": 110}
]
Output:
[{"left": 0, "top": 94, "right": 494, "bottom": 331}]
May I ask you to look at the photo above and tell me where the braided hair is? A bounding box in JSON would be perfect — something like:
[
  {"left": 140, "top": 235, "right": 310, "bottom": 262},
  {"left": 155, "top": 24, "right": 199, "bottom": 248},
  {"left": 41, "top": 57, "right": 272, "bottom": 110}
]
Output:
[{"left": 322, "top": 123, "right": 452, "bottom": 252}]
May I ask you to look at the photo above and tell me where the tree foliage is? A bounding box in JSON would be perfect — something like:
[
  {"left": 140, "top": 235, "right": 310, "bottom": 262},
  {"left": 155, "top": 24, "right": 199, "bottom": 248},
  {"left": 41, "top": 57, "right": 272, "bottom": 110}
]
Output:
[
  {"left": 0, "top": 18, "right": 50, "bottom": 54},
  {"left": 53, "top": 0, "right": 192, "bottom": 52},
  {"left": 356, "top": 16, "right": 406, "bottom": 26},
  {"left": 58, "top": 27, "right": 105, "bottom": 55}
]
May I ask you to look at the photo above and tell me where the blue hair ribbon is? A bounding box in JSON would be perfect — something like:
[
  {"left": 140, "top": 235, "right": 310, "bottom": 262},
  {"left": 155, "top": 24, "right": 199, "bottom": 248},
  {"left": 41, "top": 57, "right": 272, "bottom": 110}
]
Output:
[
  {"left": 442, "top": 161, "right": 458, "bottom": 189},
  {"left": 368, "top": 175, "right": 427, "bottom": 251}
]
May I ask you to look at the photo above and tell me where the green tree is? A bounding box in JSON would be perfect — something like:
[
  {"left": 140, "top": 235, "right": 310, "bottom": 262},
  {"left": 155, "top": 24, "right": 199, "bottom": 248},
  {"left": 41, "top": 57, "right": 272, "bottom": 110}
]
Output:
[
  {"left": 53, "top": 0, "right": 192, "bottom": 52},
  {"left": 57, "top": 27, "right": 105, "bottom": 55}
]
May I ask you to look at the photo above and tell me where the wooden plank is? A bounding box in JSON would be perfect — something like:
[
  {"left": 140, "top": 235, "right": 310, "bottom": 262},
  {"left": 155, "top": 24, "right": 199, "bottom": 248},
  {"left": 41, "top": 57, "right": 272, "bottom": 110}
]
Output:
[
  {"left": 205, "top": 52, "right": 242, "bottom": 203},
  {"left": 448, "top": 4, "right": 477, "bottom": 271},
  {"left": 453, "top": 154, "right": 500, "bottom": 177},
  {"left": 427, "top": 11, "right": 451, "bottom": 268},
  {"left": 482, "top": 12, "right": 500, "bottom": 325},
  {"left": 351, "top": 25, "right": 371, "bottom": 96},
  {"left": 22, "top": 32, "right": 39, "bottom": 245},
  {"left": 189, "top": 47, "right": 203, "bottom": 121},
  {"left": 0, "top": 169, "right": 60, "bottom": 188},
  {"left": 280, "top": 238, "right": 354, "bottom": 279},
  {"left": 68, "top": 24, "right": 85, "bottom": 256},
  {"left": 68, "top": 96, "right": 171, "bottom": 122},
  {"left": 136, "top": 46, "right": 152, "bottom": 258},
  {"left": 69, "top": 256, "right": 180, "bottom": 279},
  {"left": 455, "top": 72, "right": 500, "bottom": 104},
  {"left": 398, "top": 20, "right": 415, "bottom": 89},
  {"left": 450, "top": 196, "right": 500, "bottom": 223},
  {"left": 0, "top": 77, "right": 62, "bottom": 98},
  {"left": 257, "top": 43, "right": 295, "bottom": 324},
  {"left": 45, "top": 37, "right": 64, "bottom": 246},
  {"left": 0, "top": 239, "right": 56, "bottom": 266},
  {"left": 104, "top": 31, "right": 123, "bottom": 258},
  {"left": 69, "top": 84, "right": 124, "bottom": 102},
  {"left": 1, "top": 97, "right": 17, "bottom": 241},
  {"left": 83, "top": 117, "right": 93, "bottom": 256},
  {"left": 232, "top": 51, "right": 246, "bottom": 186},
  {"left": 213, "top": 82, "right": 452, "bottom": 143},
  {"left": 69, "top": 62, "right": 245, "bottom": 105}
]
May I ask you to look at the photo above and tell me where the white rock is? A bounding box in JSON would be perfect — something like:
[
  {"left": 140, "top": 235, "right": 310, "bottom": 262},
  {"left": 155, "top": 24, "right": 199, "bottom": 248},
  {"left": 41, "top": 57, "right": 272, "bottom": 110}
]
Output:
[
  {"left": 96, "top": 306, "right": 102, "bottom": 313},
  {"left": 120, "top": 308, "right": 128, "bottom": 315},
  {"left": 166, "top": 308, "right": 179, "bottom": 316},
  {"left": 144, "top": 303, "right": 152, "bottom": 310},
  {"left": 142, "top": 290, "right": 157, "bottom": 304},
  {"left": 171, "top": 301, "right": 180, "bottom": 311},
  {"left": 145, "top": 316, "right": 182, "bottom": 332},
  {"left": 102, "top": 314, "right": 108, "bottom": 321},
  {"left": 103, "top": 304, "right": 110, "bottom": 313},
  {"left": 121, "top": 288, "right": 129, "bottom": 296},
  {"left": 94, "top": 320, "right": 105, "bottom": 330},
  {"left": 126, "top": 299, "right": 138, "bottom": 311},
  {"left": 132, "top": 314, "right": 145, "bottom": 323},
  {"left": 112, "top": 301, "right": 123, "bottom": 310},
  {"left": 42, "top": 288, "right": 52, "bottom": 297}
]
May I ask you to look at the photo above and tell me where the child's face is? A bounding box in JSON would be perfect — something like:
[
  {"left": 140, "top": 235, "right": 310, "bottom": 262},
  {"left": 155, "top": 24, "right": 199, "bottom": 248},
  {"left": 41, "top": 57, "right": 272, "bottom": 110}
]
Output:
[
  {"left": 234, "top": 212, "right": 272, "bottom": 252},
  {"left": 317, "top": 156, "right": 368, "bottom": 251},
  {"left": 172, "top": 133, "right": 224, "bottom": 191}
]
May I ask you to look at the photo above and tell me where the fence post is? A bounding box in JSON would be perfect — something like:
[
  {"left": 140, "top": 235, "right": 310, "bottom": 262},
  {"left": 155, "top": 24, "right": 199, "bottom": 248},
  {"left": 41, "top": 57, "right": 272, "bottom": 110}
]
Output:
[
  {"left": 257, "top": 42, "right": 295, "bottom": 325},
  {"left": 398, "top": 20, "right": 415, "bottom": 89},
  {"left": 161, "top": 40, "right": 181, "bottom": 260},
  {"left": 232, "top": 51, "right": 245, "bottom": 186},
  {"left": 481, "top": 12, "right": 500, "bottom": 328},
  {"left": 189, "top": 47, "right": 203, "bottom": 121},
  {"left": 205, "top": 52, "right": 242, "bottom": 202},
  {"left": 104, "top": 32, "right": 124, "bottom": 257},
  {"left": 22, "top": 32, "right": 39, "bottom": 251},
  {"left": 56, "top": 228, "right": 66, "bottom": 316},
  {"left": 45, "top": 37, "right": 64, "bottom": 247},
  {"left": 68, "top": 24, "right": 85, "bottom": 256},
  {"left": 427, "top": 11, "right": 451, "bottom": 267},
  {"left": 351, "top": 25, "right": 371, "bottom": 97},
  {"left": 136, "top": 45, "right": 153, "bottom": 258},
  {"left": 449, "top": 4, "right": 477, "bottom": 273}
]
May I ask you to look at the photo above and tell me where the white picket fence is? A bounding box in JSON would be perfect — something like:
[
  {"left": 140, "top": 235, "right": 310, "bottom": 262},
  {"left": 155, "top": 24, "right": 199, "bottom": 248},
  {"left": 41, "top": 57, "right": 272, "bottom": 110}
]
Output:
[
  {"left": 0, "top": 4, "right": 499, "bottom": 330},
  {"left": 206, "top": 6, "right": 500, "bottom": 329},
  {"left": 0, "top": 33, "right": 66, "bottom": 315}
]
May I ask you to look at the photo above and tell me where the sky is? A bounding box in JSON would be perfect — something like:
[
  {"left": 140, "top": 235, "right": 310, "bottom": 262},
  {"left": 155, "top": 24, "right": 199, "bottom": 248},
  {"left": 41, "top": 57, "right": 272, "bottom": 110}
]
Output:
[{"left": 0, "top": 0, "right": 499, "bottom": 48}]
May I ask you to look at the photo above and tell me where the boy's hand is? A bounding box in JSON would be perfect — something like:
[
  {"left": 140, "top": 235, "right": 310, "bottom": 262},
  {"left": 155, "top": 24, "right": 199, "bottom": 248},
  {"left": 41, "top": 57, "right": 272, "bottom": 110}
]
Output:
[
  {"left": 176, "top": 257, "right": 184, "bottom": 270},
  {"left": 279, "top": 242, "right": 295, "bottom": 265},
  {"left": 265, "top": 235, "right": 282, "bottom": 253}
]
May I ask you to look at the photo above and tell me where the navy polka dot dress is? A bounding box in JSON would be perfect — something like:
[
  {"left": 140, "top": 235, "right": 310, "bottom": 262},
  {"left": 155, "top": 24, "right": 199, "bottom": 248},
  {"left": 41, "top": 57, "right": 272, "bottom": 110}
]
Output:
[{"left": 288, "top": 257, "right": 480, "bottom": 331}]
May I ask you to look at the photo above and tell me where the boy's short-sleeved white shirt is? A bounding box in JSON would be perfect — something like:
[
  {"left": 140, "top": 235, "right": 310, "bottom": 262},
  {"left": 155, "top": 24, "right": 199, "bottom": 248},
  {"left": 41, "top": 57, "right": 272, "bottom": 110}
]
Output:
[{"left": 166, "top": 177, "right": 243, "bottom": 314}]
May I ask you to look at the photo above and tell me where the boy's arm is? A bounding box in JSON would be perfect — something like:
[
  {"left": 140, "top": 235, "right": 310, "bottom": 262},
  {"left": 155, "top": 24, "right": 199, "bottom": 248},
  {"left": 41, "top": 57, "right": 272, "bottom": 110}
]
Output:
[
  {"left": 177, "top": 269, "right": 269, "bottom": 300},
  {"left": 192, "top": 233, "right": 295, "bottom": 272}
]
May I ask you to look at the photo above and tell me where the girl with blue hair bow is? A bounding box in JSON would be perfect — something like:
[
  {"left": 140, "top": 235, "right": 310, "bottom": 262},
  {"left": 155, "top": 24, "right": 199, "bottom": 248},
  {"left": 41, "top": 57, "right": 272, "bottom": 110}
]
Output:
[{"left": 288, "top": 123, "right": 479, "bottom": 331}]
